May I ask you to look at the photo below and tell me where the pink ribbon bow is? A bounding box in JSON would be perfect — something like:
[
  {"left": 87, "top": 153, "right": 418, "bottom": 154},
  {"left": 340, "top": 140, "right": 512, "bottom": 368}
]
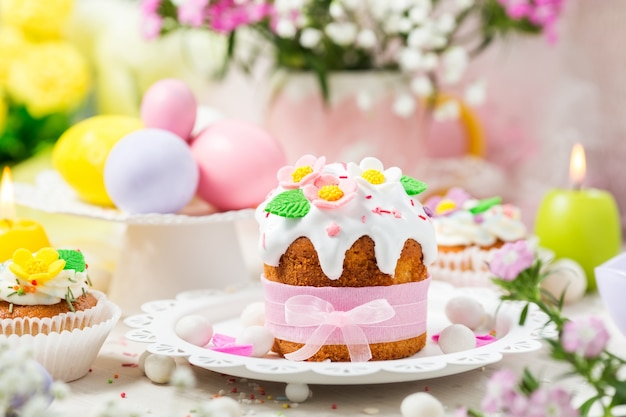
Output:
[{"left": 283, "top": 295, "right": 396, "bottom": 362}]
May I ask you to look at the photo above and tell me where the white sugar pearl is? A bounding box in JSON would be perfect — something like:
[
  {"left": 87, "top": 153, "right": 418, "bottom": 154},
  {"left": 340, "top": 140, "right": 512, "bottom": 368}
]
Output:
[
  {"left": 285, "top": 383, "right": 310, "bottom": 403},
  {"left": 541, "top": 258, "right": 587, "bottom": 304},
  {"left": 175, "top": 315, "right": 214, "bottom": 347},
  {"left": 240, "top": 302, "right": 266, "bottom": 327},
  {"left": 199, "top": 396, "right": 242, "bottom": 416},
  {"left": 236, "top": 325, "right": 274, "bottom": 357},
  {"left": 445, "top": 296, "right": 485, "bottom": 330},
  {"left": 144, "top": 354, "right": 176, "bottom": 384},
  {"left": 400, "top": 392, "right": 445, "bottom": 417},
  {"left": 438, "top": 324, "right": 476, "bottom": 354},
  {"left": 138, "top": 350, "right": 151, "bottom": 374}
]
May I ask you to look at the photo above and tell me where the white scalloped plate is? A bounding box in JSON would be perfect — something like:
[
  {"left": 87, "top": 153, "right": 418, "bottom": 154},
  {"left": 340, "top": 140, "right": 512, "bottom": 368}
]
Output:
[
  {"left": 14, "top": 170, "right": 254, "bottom": 225},
  {"left": 124, "top": 281, "right": 555, "bottom": 385}
]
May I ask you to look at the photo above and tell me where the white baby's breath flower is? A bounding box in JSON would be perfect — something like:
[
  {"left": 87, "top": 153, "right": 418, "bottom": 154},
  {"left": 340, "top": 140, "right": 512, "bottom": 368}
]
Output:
[
  {"left": 410, "top": 75, "right": 434, "bottom": 97},
  {"left": 170, "top": 366, "right": 196, "bottom": 391},
  {"left": 300, "top": 27, "right": 323, "bottom": 48},
  {"left": 276, "top": 18, "right": 297, "bottom": 38},
  {"left": 329, "top": 2, "right": 345, "bottom": 18},
  {"left": 341, "top": 0, "right": 360, "bottom": 11},
  {"left": 398, "top": 17, "right": 414, "bottom": 34},
  {"left": 429, "top": 34, "right": 448, "bottom": 49},
  {"left": 49, "top": 381, "right": 71, "bottom": 400},
  {"left": 325, "top": 22, "right": 358, "bottom": 46},
  {"left": 464, "top": 79, "right": 487, "bottom": 105},
  {"left": 383, "top": 14, "right": 404, "bottom": 34},
  {"left": 390, "top": 0, "right": 412, "bottom": 12},
  {"left": 407, "top": 26, "right": 432, "bottom": 48},
  {"left": 398, "top": 47, "right": 423, "bottom": 72},
  {"left": 367, "top": 0, "right": 390, "bottom": 20},
  {"left": 436, "top": 13, "right": 457, "bottom": 34},
  {"left": 433, "top": 100, "right": 460, "bottom": 121},
  {"left": 356, "top": 29, "right": 377, "bottom": 49},
  {"left": 454, "top": 0, "right": 475, "bottom": 10},
  {"left": 195, "top": 397, "right": 242, "bottom": 417},
  {"left": 393, "top": 93, "right": 416, "bottom": 118},
  {"left": 408, "top": 5, "right": 430, "bottom": 24},
  {"left": 422, "top": 52, "right": 439, "bottom": 70},
  {"left": 441, "top": 46, "right": 468, "bottom": 84}
]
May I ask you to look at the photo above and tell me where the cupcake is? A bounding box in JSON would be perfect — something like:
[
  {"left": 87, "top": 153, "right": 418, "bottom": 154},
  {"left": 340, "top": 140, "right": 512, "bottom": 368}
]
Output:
[
  {"left": 0, "top": 247, "right": 120, "bottom": 381},
  {"left": 424, "top": 188, "right": 527, "bottom": 287}
]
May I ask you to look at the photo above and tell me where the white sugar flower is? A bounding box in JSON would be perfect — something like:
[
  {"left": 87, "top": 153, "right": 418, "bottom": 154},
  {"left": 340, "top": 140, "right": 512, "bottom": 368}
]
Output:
[
  {"left": 393, "top": 93, "right": 416, "bottom": 118},
  {"left": 325, "top": 22, "right": 358, "bottom": 46},
  {"left": 356, "top": 29, "right": 377, "bottom": 49},
  {"left": 300, "top": 27, "right": 323, "bottom": 48},
  {"left": 464, "top": 79, "right": 487, "bottom": 105},
  {"left": 347, "top": 157, "right": 403, "bottom": 187},
  {"left": 441, "top": 46, "right": 468, "bottom": 84},
  {"left": 411, "top": 75, "right": 434, "bottom": 97}
]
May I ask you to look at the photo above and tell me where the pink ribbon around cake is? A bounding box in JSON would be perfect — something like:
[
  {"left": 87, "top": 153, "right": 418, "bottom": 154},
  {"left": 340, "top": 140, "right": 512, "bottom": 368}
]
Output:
[{"left": 262, "top": 276, "right": 430, "bottom": 362}]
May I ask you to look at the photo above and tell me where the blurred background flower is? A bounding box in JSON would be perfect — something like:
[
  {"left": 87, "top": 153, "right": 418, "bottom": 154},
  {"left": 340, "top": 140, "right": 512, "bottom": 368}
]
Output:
[{"left": 0, "top": 0, "right": 91, "bottom": 165}]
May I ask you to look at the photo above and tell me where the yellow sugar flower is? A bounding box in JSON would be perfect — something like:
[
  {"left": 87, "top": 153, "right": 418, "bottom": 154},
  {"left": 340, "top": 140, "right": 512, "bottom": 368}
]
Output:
[
  {"left": 9, "top": 248, "right": 66, "bottom": 285},
  {"left": 0, "top": 0, "right": 74, "bottom": 41},
  {"left": 7, "top": 41, "right": 90, "bottom": 118}
]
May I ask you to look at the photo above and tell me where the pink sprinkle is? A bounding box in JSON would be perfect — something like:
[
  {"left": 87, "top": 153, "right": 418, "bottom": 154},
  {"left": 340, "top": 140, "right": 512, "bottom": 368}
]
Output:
[
  {"left": 266, "top": 212, "right": 270, "bottom": 218},
  {"left": 372, "top": 207, "right": 382, "bottom": 215},
  {"left": 379, "top": 209, "right": 391, "bottom": 214},
  {"left": 392, "top": 210, "right": 402, "bottom": 219},
  {"left": 121, "top": 363, "right": 138, "bottom": 368},
  {"left": 410, "top": 199, "right": 415, "bottom": 206},
  {"left": 424, "top": 386, "right": 430, "bottom": 392},
  {"left": 365, "top": 195, "right": 372, "bottom": 199},
  {"left": 326, "top": 222, "right": 341, "bottom": 237},
  {"left": 339, "top": 175, "right": 348, "bottom": 179},
  {"left": 361, "top": 216, "right": 366, "bottom": 223},
  {"left": 331, "top": 404, "right": 338, "bottom": 409},
  {"left": 121, "top": 392, "right": 127, "bottom": 398},
  {"left": 122, "top": 352, "right": 137, "bottom": 357},
  {"left": 418, "top": 215, "right": 427, "bottom": 220}
]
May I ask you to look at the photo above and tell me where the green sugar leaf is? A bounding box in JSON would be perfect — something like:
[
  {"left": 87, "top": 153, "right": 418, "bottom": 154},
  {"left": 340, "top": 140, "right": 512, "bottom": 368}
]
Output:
[
  {"left": 57, "top": 249, "right": 86, "bottom": 272},
  {"left": 265, "top": 189, "right": 311, "bottom": 218},
  {"left": 469, "top": 196, "right": 502, "bottom": 214},
  {"left": 400, "top": 175, "right": 428, "bottom": 196}
]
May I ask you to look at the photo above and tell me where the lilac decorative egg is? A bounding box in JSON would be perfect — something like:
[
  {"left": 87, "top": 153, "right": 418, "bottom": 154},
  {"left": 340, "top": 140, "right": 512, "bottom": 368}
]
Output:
[
  {"left": 190, "top": 120, "right": 286, "bottom": 211},
  {"left": 140, "top": 78, "right": 197, "bottom": 141},
  {"left": 104, "top": 128, "right": 199, "bottom": 214}
]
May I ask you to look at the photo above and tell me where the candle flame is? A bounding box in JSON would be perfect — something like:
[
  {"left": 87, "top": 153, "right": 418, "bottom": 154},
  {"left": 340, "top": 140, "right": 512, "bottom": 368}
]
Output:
[
  {"left": 0, "top": 166, "right": 17, "bottom": 220},
  {"left": 569, "top": 143, "right": 586, "bottom": 189}
]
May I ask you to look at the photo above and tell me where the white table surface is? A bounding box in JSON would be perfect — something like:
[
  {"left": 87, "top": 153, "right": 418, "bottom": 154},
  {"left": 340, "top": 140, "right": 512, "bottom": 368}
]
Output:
[{"left": 46, "top": 286, "right": 624, "bottom": 417}]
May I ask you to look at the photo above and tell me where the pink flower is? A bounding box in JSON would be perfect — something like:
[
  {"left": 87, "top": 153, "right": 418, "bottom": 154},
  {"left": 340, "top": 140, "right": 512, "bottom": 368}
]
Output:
[
  {"left": 481, "top": 368, "right": 519, "bottom": 413},
  {"left": 206, "top": 0, "right": 273, "bottom": 34},
  {"left": 178, "top": 0, "right": 209, "bottom": 27},
  {"left": 453, "top": 407, "right": 469, "bottom": 417},
  {"left": 526, "top": 386, "right": 579, "bottom": 417},
  {"left": 302, "top": 174, "right": 357, "bottom": 209},
  {"left": 562, "top": 317, "right": 610, "bottom": 358},
  {"left": 141, "top": 12, "right": 164, "bottom": 40},
  {"left": 277, "top": 155, "right": 326, "bottom": 189},
  {"left": 489, "top": 240, "right": 534, "bottom": 281},
  {"left": 423, "top": 187, "right": 471, "bottom": 217}
]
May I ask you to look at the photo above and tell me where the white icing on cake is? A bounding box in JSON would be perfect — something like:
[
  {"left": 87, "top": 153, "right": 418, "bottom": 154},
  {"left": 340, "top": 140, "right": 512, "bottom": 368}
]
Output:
[
  {"left": 433, "top": 201, "right": 526, "bottom": 247},
  {"left": 256, "top": 157, "right": 437, "bottom": 280}
]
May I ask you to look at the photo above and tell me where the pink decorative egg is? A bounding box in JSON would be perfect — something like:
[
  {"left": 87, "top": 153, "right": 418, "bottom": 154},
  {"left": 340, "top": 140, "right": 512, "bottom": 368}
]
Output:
[
  {"left": 190, "top": 120, "right": 286, "bottom": 211},
  {"left": 104, "top": 128, "right": 199, "bottom": 214},
  {"left": 140, "top": 78, "right": 197, "bottom": 141}
]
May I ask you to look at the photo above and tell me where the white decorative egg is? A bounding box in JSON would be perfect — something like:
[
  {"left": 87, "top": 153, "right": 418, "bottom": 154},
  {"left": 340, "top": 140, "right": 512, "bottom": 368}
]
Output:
[
  {"left": 175, "top": 315, "right": 214, "bottom": 347},
  {"left": 235, "top": 325, "right": 274, "bottom": 358},
  {"left": 239, "top": 302, "right": 266, "bottom": 327},
  {"left": 438, "top": 324, "right": 476, "bottom": 354},
  {"left": 144, "top": 354, "right": 176, "bottom": 384},
  {"left": 400, "top": 392, "right": 445, "bottom": 417},
  {"left": 444, "top": 296, "right": 485, "bottom": 330},
  {"left": 285, "top": 383, "right": 311, "bottom": 403}
]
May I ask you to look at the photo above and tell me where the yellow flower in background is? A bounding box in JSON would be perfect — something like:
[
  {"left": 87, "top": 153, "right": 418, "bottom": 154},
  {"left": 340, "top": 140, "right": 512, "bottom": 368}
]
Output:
[
  {"left": 0, "top": 26, "right": 28, "bottom": 88},
  {"left": 0, "top": 0, "right": 74, "bottom": 41},
  {"left": 7, "top": 41, "right": 90, "bottom": 118}
]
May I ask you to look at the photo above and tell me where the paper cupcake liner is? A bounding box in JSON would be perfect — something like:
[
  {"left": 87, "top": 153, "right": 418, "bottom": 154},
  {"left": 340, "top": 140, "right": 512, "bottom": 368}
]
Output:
[
  {"left": 430, "top": 246, "right": 499, "bottom": 287},
  {"left": 0, "top": 290, "right": 121, "bottom": 382}
]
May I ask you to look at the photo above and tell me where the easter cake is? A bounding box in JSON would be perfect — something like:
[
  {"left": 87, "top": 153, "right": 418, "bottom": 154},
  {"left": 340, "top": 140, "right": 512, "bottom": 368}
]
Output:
[
  {"left": 256, "top": 156, "right": 437, "bottom": 362},
  {"left": 423, "top": 188, "right": 527, "bottom": 287},
  {"left": 0, "top": 247, "right": 120, "bottom": 381}
]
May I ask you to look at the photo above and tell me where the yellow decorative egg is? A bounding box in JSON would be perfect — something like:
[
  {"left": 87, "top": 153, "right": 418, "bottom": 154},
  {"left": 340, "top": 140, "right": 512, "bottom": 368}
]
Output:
[{"left": 52, "top": 115, "right": 143, "bottom": 206}]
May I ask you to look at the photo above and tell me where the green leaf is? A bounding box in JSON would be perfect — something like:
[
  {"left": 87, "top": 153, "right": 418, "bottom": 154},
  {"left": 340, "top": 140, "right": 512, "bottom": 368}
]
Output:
[
  {"left": 400, "top": 175, "right": 428, "bottom": 196},
  {"left": 469, "top": 197, "right": 502, "bottom": 214},
  {"left": 57, "top": 249, "right": 86, "bottom": 272},
  {"left": 519, "top": 303, "right": 529, "bottom": 326},
  {"left": 265, "top": 189, "right": 311, "bottom": 218},
  {"left": 578, "top": 396, "right": 600, "bottom": 416}
]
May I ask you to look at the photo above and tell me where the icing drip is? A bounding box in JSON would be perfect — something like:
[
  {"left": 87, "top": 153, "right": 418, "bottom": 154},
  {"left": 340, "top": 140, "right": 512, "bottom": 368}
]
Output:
[{"left": 256, "top": 159, "right": 437, "bottom": 280}]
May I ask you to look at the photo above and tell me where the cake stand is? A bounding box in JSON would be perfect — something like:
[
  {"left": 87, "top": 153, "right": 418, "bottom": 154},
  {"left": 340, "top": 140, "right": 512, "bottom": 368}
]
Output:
[{"left": 14, "top": 170, "right": 256, "bottom": 314}]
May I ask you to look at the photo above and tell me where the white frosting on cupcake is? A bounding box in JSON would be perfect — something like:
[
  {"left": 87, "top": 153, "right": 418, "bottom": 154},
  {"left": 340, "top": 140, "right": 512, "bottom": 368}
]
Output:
[
  {"left": 0, "top": 248, "right": 90, "bottom": 306},
  {"left": 256, "top": 156, "right": 437, "bottom": 280}
]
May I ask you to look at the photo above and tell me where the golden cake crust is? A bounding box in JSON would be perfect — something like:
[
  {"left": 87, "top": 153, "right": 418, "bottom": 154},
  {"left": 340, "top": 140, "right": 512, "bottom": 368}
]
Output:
[
  {"left": 264, "top": 236, "right": 429, "bottom": 361},
  {"left": 264, "top": 236, "right": 428, "bottom": 287},
  {"left": 0, "top": 293, "right": 98, "bottom": 320}
]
